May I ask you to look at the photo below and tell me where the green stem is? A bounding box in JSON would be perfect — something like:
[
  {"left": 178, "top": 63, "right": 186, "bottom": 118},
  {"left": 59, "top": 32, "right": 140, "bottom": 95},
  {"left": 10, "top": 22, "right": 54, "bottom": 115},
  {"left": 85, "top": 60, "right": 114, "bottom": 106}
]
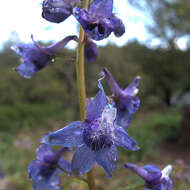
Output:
[
  {"left": 75, "top": 0, "right": 96, "bottom": 190},
  {"left": 86, "top": 169, "right": 96, "bottom": 190},
  {"left": 57, "top": 165, "right": 88, "bottom": 183},
  {"left": 76, "top": 23, "right": 86, "bottom": 120}
]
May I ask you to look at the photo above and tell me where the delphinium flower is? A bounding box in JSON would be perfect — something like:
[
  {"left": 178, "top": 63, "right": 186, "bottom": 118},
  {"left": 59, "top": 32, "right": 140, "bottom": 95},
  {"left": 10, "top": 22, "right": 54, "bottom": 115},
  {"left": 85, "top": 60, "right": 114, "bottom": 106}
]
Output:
[
  {"left": 184, "top": 172, "right": 190, "bottom": 183},
  {"left": 0, "top": 162, "right": 5, "bottom": 179},
  {"left": 84, "top": 37, "right": 98, "bottom": 62},
  {"left": 12, "top": 35, "right": 77, "bottom": 78},
  {"left": 101, "top": 68, "right": 141, "bottom": 128},
  {"left": 42, "top": 0, "right": 81, "bottom": 23},
  {"left": 124, "top": 163, "right": 174, "bottom": 190},
  {"left": 73, "top": 0, "right": 125, "bottom": 41},
  {"left": 28, "top": 144, "right": 71, "bottom": 190},
  {"left": 41, "top": 77, "right": 139, "bottom": 177}
]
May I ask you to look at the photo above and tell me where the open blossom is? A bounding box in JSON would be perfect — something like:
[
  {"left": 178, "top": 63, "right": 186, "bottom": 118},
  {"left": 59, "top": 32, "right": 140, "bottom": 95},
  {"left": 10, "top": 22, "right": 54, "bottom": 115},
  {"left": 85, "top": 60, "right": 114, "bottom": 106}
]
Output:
[
  {"left": 101, "top": 68, "right": 141, "bottom": 128},
  {"left": 28, "top": 144, "right": 71, "bottom": 190},
  {"left": 12, "top": 35, "right": 77, "bottom": 78},
  {"left": 42, "top": 0, "right": 80, "bottom": 23},
  {"left": 124, "top": 163, "right": 174, "bottom": 190},
  {"left": 41, "top": 77, "right": 139, "bottom": 177},
  {"left": 73, "top": 0, "right": 125, "bottom": 41}
]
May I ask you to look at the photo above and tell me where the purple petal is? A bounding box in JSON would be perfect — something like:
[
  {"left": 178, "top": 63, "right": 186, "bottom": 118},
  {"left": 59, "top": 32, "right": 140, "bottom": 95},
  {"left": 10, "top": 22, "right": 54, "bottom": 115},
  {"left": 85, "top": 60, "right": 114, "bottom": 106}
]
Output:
[
  {"left": 102, "top": 68, "right": 141, "bottom": 128},
  {"left": 73, "top": 7, "right": 113, "bottom": 41},
  {"left": 158, "top": 178, "right": 173, "bottom": 190},
  {"left": 40, "top": 121, "right": 84, "bottom": 147},
  {"left": 12, "top": 43, "right": 51, "bottom": 78},
  {"left": 28, "top": 160, "right": 41, "bottom": 180},
  {"left": 126, "top": 97, "right": 140, "bottom": 114},
  {"left": 47, "top": 35, "right": 78, "bottom": 54},
  {"left": 31, "top": 35, "right": 77, "bottom": 55},
  {"left": 28, "top": 161, "right": 60, "bottom": 190},
  {"left": 85, "top": 21, "right": 112, "bottom": 41},
  {"left": 101, "top": 68, "right": 122, "bottom": 97},
  {"left": 86, "top": 78, "right": 108, "bottom": 121},
  {"left": 71, "top": 144, "right": 95, "bottom": 175},
  {"left": 117, "top": 96, "right": 140, "bottom": 115},
  {"left": 88, "top": 0, "right": 113, "bottom": 18},
  {"left": 111, "top": 15, "right": 125, "bottom": 37},
  {"left": 113, "top": 126, "right": 139, "bottom": 151},
  {"left": 42, "top": 0, "right": 72, "bottom": 23},
  {"left": 124, "top": 76, "right": 141, "bottom": 96},
  {"left": 28, "top": 160, "right": 54, "bottom": 181},
  {"left": 115, "top": 95, "right": 140, "bottom": 129},
  {"left": 13, "top": 61, "right": 38, "bottom": 79},
  {"left": 58, "top": 159, "right": 72, "bottom": 173},
  {"left": 116, "top": 108, "right": 131, "bottom": 129},
  {"left": 12, "top": 35, "right": 77, "bottom": 78},
  {"left": 36, "top": 144, "right": 54, "bottom": 162},
  {"left": 37, "top": 145, "right": 66, "bottom": 164},
  {"left": 124, "top": 163, "right": 155, "bottom": 182},
  {"left": 84, "top": 40, "right": 98, "bottom": 62},
  {"left": 124, "top": 163, "right": 162, "bottom": 184},
  {"left": 13, "top": 43, "right": 51, "bottom": 65},
  {"left": 95, "top": 145, "right": 118, "bottom": 177},
  {"left": 34, "top": 178, "right": 47, "bottom": 190},
  {"left": 73, "top": 7, "right": 97, "bottom": 29},
  {"left": 143, "top": 165, "right": 161, "bottom": 174},
  {"left": 47, "top": 170, "right": 61, "bottom": 190}
]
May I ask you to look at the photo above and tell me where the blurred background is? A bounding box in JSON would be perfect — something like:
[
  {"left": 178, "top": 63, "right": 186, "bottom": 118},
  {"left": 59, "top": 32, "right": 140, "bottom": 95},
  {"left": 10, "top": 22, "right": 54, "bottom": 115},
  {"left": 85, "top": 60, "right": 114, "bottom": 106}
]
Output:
[{"left": 0, "top": 0, "right": 190, "bottom": 189}]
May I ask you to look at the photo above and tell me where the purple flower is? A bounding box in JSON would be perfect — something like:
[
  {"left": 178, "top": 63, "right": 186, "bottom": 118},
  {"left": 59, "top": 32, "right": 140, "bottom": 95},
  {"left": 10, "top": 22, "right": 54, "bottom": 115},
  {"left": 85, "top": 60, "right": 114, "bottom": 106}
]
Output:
[
  {"left": 184, "top": 172, "right": 190, "bottom": 182},
  {"left": 12, "top": 35, "right": 77, "bottom": 78},
  {"left": 124, "top": 163, "right": 174, "bottom": 190},
  {"left": 84, "top": 38, "right": 98, "bottom": 62},
  {"left": 111, "top": 15, "right": 125, "bottom": 37},
  {"left": 42, "top": 0, "right": 80, "bottom": 23},
  {"left": 73, "top": 0, "right": 125, "bottom": 41},
  {"left": 28, "top": 144, "right": 71, "bottom": 190},
  {"left": 101, "top": 68, "right": 141, "bottom": 128},
  {"left": 41, "top": 77, "right": 139, "bottom": 177},
  {"left": 0, "top": 172, "right": 5, "bottom": 179}
]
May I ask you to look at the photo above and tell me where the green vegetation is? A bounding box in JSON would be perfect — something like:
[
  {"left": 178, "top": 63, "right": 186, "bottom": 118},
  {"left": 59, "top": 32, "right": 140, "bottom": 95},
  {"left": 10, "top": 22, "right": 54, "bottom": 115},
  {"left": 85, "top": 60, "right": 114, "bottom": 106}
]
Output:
[
  {"left": 0, "top": 101, "right": 74, "bottom": 133},
  {"left": 121, "top": 108, "right": 182, "bottom": 161}
]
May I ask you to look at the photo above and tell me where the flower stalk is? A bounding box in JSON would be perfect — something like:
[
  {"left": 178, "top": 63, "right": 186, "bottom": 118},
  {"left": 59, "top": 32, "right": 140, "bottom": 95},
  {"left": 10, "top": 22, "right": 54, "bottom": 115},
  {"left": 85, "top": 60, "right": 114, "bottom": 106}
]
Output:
[
  {"left": 76, "top": 28, "right": 86, "bottom": 119},
  {"left": 75, "top": 0, "right": 96, "bottom": 189}
]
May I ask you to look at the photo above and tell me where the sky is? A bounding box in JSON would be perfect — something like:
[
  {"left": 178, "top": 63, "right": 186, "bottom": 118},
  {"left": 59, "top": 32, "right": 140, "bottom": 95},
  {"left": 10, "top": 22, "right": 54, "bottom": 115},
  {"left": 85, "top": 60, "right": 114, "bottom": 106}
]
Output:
[{"left": 0, "top": 0, "right": 188, "bottom": 50}]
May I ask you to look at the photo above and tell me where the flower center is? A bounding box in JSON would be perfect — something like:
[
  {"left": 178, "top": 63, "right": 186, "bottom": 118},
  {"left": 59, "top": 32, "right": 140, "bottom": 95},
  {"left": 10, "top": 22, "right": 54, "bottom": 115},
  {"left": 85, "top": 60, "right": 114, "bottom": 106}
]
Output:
[
  {"left": 98, "top": 24, "right": 105, "bottom": 34},
  {"left": 86, "top": 23, "right": 97, "bottom": 31},
  {"left": 39, "top": 163, "right": 55, "bottom": 177},
  {"left": 83, "top": 124, "right": 113, "bottom": 151},
  {"left": 83, "top": 106, "right": 117, "bottom": 151}
]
